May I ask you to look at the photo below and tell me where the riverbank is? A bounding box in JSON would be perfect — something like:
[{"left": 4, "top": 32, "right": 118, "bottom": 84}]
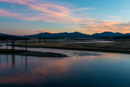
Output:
[
  {"left": 0, "top": 49, "right": 27, "bottom": 53},
  {"left": 17, "top": 41, "right": 130, "bottom": 54},
  {"left": 0, "top": 49, "right": 67, "bottom": 57}
]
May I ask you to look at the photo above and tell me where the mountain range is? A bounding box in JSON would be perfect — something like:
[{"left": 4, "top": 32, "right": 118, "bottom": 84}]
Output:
[
  {"left": 92, "top": 32, "right": 130, "bottom": 37},
  {"left": 25, "top": 32, "right": 89, "bottom": 38},
  {"left": 0, "top": 32, "right": 130, "bottom": 39}
]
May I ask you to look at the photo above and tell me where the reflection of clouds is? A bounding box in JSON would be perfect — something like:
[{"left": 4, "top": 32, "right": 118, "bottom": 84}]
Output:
[
  {"left": 0, "top": 55, "right": 11, "bottom": 70},
  {"left": 70, "top": 52, "right": 129, "bottom": 63},
  {"left": 73, "top": 52, "right": 101, "bottom": 56},
  {"left": 0, "top": 58, "right": 74, "bottom": 84},
  {"left": 0, "top": 63, "right": 11, "bottom": 69},
  {"left": 79, "top": 52, "right": 130, "bottom": 63},
  {"left": 31, "top": 59, "right": 72, "bottom": 75},
  {"left": 97, "top": 53, "right": 126, "bottom": 60},
  {"left": 0, "top": 50, "right": 130, "bottom": 85},
  {"left": 0, "top": 74, "right": 32, "bottom": 84},
  {"left": 0, "top": 53, "right": 97, "bottom": 84},
  {"left": 0, "top": 55, "right": 25, "bottom": 70}
]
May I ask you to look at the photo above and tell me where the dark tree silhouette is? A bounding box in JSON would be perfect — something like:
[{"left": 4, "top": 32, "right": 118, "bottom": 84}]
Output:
[
  {"left": 6, "top": 40, "right": 8, "bottom": 49},
  {"left": 24, "top": 35, "right": 28, "bottom": 51},
  {"left": 11, "top": 39, "right": 15, "bottom": 50},
  {"left": 43, "top": 38, "right": 46, "bottom": 42},
  {"left": 39, "top": 38, "right": 42, "bottom": 42}
]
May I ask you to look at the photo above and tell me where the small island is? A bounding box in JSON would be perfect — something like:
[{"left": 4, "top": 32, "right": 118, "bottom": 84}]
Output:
[{"left": 0, "top": 49, "right": 67, "bottom": 58}]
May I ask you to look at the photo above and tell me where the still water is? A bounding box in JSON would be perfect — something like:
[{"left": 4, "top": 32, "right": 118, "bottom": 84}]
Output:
[{"left": 0, "top": 47, "right": 130, "bottom": 87}]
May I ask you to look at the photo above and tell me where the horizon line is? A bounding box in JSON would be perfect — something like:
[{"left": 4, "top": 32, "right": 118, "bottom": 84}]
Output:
[{"left": 1, "top": 31, "right": 130, "bottom": 36}]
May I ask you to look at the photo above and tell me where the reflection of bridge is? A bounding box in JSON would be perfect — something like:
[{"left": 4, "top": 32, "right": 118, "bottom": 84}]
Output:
[{"left": 0, "top": 54, "right": 28, "bottom": 72}]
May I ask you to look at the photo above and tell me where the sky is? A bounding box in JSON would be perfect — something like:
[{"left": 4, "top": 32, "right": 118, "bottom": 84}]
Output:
[{"left": 0, "top": 0, "right": 130, "bottom": 35}]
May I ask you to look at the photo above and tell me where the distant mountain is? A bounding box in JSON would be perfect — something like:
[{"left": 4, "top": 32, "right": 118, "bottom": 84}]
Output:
[
  {"left": 0, "top": 33, "right": 26, "bottom": 40},
  {"left": 26, "top": 32, "right": 90, "bottom": 38},
  {"left": 92, "top": 32, "right": 130, "bottom": 37},
  {"left": 1, "top": 31, "right": 130, "bottom": 39},
  {"left": 0, "top": 33, "right": 10, "bottom": 36},
  {"left": 26, "top": 32, "right": 52, "bottom": 38}
]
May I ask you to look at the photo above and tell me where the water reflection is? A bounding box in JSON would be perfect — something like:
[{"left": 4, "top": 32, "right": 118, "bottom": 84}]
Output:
[
  {"left": 0, "top": 54, "right": 29, "bottom": 72},
  {"left": 6, "top": 55, "right": 8, "bottom": 68},
  {"left": 25, "top": 56, "right": 28, "bottom": 72},
  {"left": 0, "top": 55, "right": 1, "bottom": 67},
  {"left": 0, "top": 49, "right": 130, "bottom": 87},
  {"left": 12, "top": 55, "right": 15, "bottom": 69}
]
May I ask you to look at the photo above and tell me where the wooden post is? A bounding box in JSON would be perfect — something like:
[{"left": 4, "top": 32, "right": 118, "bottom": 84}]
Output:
[
  {"left": 12, "top": 55, "right": 15, "bottom": 70},
  {"left": 39, "top": 38, "right": 41, "bottom": 42},
  {"left": 25, "top": 39, "right": 27, "bottom": 50},
  {"left": 44, "top": 38, "right": 46, "bottom": 42},
  {"left": 6, "top": 39, "right": 8, "bottom": 49},
  {"left": 12, "top": 39, "right": 15, "bottom": 50}
]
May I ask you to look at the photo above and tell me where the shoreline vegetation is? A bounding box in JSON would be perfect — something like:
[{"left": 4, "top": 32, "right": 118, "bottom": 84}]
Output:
[
  {"left": 0, "top": 49, "right": 67, "bottom": 57},
  {"left": 16, "top": 41, "right": 130, "bottom": 54}
]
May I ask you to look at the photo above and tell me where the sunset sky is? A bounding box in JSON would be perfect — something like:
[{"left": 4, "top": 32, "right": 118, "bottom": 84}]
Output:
[{"left": 0, "top": 0, "right": 130, "bottom": 35}]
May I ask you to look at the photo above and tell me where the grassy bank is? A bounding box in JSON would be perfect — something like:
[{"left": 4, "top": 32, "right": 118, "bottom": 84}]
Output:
[
  {"left": 17, "top": 41, "right": 130, "bottom": 54},
  {"left": 0, "top": 49, "right": 27, "bottom": 53},
  {"left": 0, "top": 49, "right": 67, "bottom": 57}
]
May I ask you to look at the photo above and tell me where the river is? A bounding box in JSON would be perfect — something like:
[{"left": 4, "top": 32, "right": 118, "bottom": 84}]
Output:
[{"left": 0, "top": 44, "right": 130, "bottom": 87}]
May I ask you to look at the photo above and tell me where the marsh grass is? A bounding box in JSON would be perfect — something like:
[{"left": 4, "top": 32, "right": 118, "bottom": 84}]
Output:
[
  {"left": 0, "top": 49, "right": 27, "bottom": 53},
  {"left": 0, "top": 49, "right": 67, "bottom": 57},
  {"left": 17, "top": 41, "right": 130, "bottom": 53}
]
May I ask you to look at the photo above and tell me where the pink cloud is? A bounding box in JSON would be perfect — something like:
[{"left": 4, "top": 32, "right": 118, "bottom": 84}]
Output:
[
  {"left": 0, "top": 9, "right": 20, "bottom": 17},
  {"left": 0, "top": 0, "right": 86, "bottom": 23},
  {"left": 78, "top": 20, "right": 130, "bottom": 34},
  {"left": 0, "top": 0, "right": 130, "bottom": 34},
  {"left": 72, "top": 7, "right": 94, "bottom": 12}
]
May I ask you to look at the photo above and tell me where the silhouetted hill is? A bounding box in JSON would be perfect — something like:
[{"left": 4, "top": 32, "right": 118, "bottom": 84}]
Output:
[
  {"left": 0, "top": 33, "right": 27, "bottom": 40},
  {"left": 26, "top": 32, "right": 90, "bottom": 38},
  {"left": 91, "top": 32, "right": 126, "bottom": 37},
  {"left": 26, "top": 32, "right": 52, "bottom": 38},
  {"left": 0, "top": 33, "right": 12, "bottom": 40},
  {"left": 0, "top": 33, "right": 10, "bottom": 36},
  {"left": 1, "top": 32, "right": 130, "bottom": 39}
]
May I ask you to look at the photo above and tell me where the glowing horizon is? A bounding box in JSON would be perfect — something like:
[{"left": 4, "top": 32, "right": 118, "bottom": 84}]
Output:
[{"left": 0, "top": 0, "right": 130, "bottom": 35}]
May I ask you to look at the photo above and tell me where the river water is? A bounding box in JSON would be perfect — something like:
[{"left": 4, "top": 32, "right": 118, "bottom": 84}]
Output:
[{"left": 0, "top": 45, "right": 130, "bottom": 87}]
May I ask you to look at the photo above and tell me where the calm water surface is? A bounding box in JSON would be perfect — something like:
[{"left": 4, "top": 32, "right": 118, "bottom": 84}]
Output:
[{"left": 0, "top": 46, "right": 130, "bottom": 87}]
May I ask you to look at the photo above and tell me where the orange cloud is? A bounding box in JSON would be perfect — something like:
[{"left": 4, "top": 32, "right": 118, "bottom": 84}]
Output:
[
  {"left": 0, "top": 0, "right": 130, "bottom": 34},
  {"left": 0, "top": 0, "right": 78, "bottom": 23},
  {"left": 0, "top": 0, "right": 92, "bottom": 24},
  {"left": 0, "top": 9, "right": 20, "bottom": 17},
  {"left": 37, "top": 30, "right": 56, "bottom": 33},
  {"left": 77, "top": 19, "right": 130, "bottom": 34}
]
